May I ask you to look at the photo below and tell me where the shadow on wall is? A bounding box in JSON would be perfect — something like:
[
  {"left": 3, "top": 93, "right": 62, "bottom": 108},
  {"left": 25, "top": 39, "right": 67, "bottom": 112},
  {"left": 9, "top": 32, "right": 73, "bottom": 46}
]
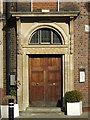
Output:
[
  {"left": 85, "top": 2, "right": 90, "bottom": 13},
  {"left": 59, "top": 2, "right": 79, "bottom": 11},
  {"left": 0, "top": 88, "right": 4, "bottom": 105},
  {"left": 57, "top": 99, "right": 62, "bottom": 107}
]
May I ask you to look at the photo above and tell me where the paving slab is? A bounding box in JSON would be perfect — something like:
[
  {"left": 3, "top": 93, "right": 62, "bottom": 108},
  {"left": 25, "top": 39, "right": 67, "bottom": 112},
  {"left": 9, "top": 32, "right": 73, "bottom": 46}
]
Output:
[{"left": 18, "top": 111, "right": 89, "bottom": 119}]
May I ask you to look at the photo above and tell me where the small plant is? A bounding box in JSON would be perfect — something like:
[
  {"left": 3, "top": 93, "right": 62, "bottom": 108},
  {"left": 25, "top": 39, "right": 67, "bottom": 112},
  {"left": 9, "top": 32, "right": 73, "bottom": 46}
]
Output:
[
  {"left": 9, "top": 80, "right": 21, "bottom": 96},
  {"left": 64, "top": 90, "right": 82, "bottom": 103},
  {"left": 9, "top": 87, "right": 16, "bottom": 96},
  {"left": 2, "top": 80, "right": 21, "bottom": 105},
  {"left": 2, "top": 95, "right": 16, "bottom": 105}
]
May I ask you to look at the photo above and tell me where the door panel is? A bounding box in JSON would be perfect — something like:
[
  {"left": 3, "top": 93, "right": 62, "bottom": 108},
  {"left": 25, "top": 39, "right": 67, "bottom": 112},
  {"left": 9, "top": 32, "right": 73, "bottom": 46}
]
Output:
[
  {"left": 47, "top": 57, "right": 61, "bottom": 106},
  {"left": 30, "top": 57, "right": 45, "bottom": 106},
  {"left": 29, "top": 55, "right": 62, "bottom": 107}
]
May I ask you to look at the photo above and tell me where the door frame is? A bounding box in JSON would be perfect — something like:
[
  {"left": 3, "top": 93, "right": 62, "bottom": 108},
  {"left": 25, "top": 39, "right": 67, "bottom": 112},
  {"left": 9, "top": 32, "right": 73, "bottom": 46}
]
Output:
[
  {"left": 29, "top": 54, "right": 63, "bottom": 107},
  {"left": 16, "top": 20, "right": 75, "bottom": 111},
  {"left": 17, "top": 51, "right": 74, "bottom": 111}
]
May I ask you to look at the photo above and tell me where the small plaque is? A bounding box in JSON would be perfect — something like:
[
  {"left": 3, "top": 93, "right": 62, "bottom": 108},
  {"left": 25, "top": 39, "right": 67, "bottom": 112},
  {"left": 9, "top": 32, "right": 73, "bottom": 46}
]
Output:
[
  {"left": 79, "top": 69, "right": 85, "bottom": 82},
  {"left": 85, "top": 25, "right": 90, "bottom": 32},
  {"left": 10, "top": 74, "right": 15, "bottom": 86}
]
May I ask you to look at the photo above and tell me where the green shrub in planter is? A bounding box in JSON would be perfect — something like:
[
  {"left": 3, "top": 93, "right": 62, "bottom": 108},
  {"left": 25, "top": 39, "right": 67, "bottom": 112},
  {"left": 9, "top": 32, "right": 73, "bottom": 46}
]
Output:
[
  {"left": 64, "top": 90, "right": 83, "bottom": 115},
  {"left": 1, "top": 83, "right": 20, "bottom": 118},
  {"left": 64, "top": 90, "right": 82, "bottom": 103}
]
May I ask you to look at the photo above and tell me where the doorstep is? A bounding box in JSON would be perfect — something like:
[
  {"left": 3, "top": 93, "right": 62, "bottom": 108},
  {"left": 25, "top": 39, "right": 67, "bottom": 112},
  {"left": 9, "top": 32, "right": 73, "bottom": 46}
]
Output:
[
  {"left": 19, "top": 107, "right": 64, "bottom": 118},
  {"left": 26, "top": 107, "right": 61, "bottom": 113},
  {"left": 17, "top": 107, "right": 88, "bottom": 119}
]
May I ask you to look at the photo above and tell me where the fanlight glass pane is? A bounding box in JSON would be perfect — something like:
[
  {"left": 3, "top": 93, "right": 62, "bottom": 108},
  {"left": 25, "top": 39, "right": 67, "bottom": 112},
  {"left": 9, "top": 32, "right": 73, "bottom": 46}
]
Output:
[
  {"left": 41, "top": 29, "right": 51, "bottom": 43},
  {"left": 30, "top": 28, "right": 62, "bottom": 44},
  {"left": 30, "top": 31, "right": 38, "bottom": 43},
  {"left": 53, "top": 32, "right": 62, "bottom": 44}
]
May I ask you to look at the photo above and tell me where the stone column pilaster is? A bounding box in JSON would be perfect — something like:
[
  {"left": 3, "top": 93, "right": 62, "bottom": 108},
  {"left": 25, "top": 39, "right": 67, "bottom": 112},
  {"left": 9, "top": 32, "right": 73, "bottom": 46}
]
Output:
[
  {"left": 64, "top": 54, "right": 69, "bottom": 93},
  {"left": 22, "top": 53, "right": 29, "bottom": 110},
  {"left": 16, "top": 17, "right": 22, "bottom": 55},
  {"left": 17, "top": 54, "right": 23, "bottom": 110},
  {"left": 69, "top": 17, "right": 74, "bottom": 90},
  {"left": 16, "top": 17, "right": 23, "bottom": 110}
]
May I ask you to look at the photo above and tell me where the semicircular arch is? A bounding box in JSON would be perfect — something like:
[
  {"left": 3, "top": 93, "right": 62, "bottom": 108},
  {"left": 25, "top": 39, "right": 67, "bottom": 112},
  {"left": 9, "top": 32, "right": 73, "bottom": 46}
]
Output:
[{"left": 27, "top": 23, "right": 68, "bottom": 45}]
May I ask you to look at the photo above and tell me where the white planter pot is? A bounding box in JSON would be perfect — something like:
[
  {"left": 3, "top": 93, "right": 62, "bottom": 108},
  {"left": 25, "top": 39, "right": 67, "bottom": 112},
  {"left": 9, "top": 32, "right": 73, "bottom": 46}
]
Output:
[
  {"left": 0, "top": 104, "right": 19, "bottom": 118},
  {"left": 67, "top": 101, "right": 82, "bottom": 116}
]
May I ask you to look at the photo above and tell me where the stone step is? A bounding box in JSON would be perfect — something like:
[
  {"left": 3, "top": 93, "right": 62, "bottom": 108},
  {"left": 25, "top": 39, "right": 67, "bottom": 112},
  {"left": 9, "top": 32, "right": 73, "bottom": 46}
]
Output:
[{"left": 26, "top": 107, "right": 61, "bottom": 113}]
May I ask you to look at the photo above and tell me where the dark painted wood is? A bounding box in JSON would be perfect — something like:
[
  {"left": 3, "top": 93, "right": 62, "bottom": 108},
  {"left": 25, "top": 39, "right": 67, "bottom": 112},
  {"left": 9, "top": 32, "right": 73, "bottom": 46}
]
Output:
[{"left": 29, "top": 55, "right": 62, "bottom": 107}]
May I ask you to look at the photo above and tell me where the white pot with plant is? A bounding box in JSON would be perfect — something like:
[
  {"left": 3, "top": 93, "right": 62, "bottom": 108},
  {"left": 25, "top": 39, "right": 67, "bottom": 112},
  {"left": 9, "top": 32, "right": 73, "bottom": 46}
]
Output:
[
  {"left": 64, "top": 90, "right": 82, "bottom": 116},
  {"left": 1, "top": 95, "right": 19, "bottom": 118},
  {"left": 1, "top": 81, "right": 21, "bottom": 118}
]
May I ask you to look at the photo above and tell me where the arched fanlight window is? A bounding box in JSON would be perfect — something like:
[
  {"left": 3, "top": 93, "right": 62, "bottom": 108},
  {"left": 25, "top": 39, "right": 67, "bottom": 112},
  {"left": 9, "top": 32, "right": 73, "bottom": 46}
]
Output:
[{"left": 29, "top": 28, "right": 62, "bottom": 44}]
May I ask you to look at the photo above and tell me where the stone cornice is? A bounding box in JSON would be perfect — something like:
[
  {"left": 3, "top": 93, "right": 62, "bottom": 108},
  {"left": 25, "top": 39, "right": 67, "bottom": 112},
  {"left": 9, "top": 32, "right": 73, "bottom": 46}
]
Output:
[{"left": 11, "top": 11, "right": 80, "bottom": 18}]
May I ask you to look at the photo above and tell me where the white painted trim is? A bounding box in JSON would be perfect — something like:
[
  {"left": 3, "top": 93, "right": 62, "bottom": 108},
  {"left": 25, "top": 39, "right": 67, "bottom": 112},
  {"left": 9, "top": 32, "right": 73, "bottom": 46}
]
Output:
[
  {"left": 31, "top": 0, "right": 33, "bottom": 12},
  {"left": 58, "top": 0, "right": 59, "bottom": 12},
  {"left": 42, "top": 9, "right": 50, "bottom": 12}
]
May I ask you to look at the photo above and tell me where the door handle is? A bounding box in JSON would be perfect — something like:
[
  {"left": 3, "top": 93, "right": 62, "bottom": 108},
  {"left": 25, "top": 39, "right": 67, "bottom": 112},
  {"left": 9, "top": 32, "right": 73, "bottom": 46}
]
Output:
[
  {"left": 53, "top": 83, "right": 56, "bottom": 85},
  {"left": 49, "top": 83, "right": 56, "bottom": 86},
  {"left": 32, "top": 82, "right": 39, "bottom": 86},
  {"left": 36, "top": 83, "right": 39, "bottom": 85}
]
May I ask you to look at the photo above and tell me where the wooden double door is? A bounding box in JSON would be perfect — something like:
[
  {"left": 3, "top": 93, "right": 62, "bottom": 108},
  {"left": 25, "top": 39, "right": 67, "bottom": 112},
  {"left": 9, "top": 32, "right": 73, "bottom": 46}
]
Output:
[{"left": 29, "top": 55, "right": 62, "bottom": 107}]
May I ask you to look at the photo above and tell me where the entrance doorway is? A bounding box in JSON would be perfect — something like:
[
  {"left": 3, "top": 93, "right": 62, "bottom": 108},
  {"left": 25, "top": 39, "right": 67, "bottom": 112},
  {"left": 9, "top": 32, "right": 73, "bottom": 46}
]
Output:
[{"left": 29, "top": 55, "right": 62, "bottom": 107}]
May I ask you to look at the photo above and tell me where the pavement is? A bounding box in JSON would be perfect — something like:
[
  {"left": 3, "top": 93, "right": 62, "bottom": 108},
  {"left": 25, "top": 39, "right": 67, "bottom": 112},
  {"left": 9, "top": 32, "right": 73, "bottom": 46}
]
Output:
[{"left": 18, "top": 111, "right": 89, "bottom": 119}]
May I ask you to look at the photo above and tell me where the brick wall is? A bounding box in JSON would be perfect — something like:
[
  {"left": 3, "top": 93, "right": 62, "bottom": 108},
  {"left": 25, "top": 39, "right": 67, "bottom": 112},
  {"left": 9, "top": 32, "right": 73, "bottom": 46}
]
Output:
[
  {"left": 3, "top": 4, "right": 17, "bottom": 96},
  {"left": 74, "top": 2, "right": 89, "bottom": 109},
  {"left": 10, "top": 18, "right": 17, "bottom": 73},
  {"left": 87, "top": 2, "right": 90, "bottom": 110},
  {"left": 33, "top": 1, "right": 57, "bottom": 12}
]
